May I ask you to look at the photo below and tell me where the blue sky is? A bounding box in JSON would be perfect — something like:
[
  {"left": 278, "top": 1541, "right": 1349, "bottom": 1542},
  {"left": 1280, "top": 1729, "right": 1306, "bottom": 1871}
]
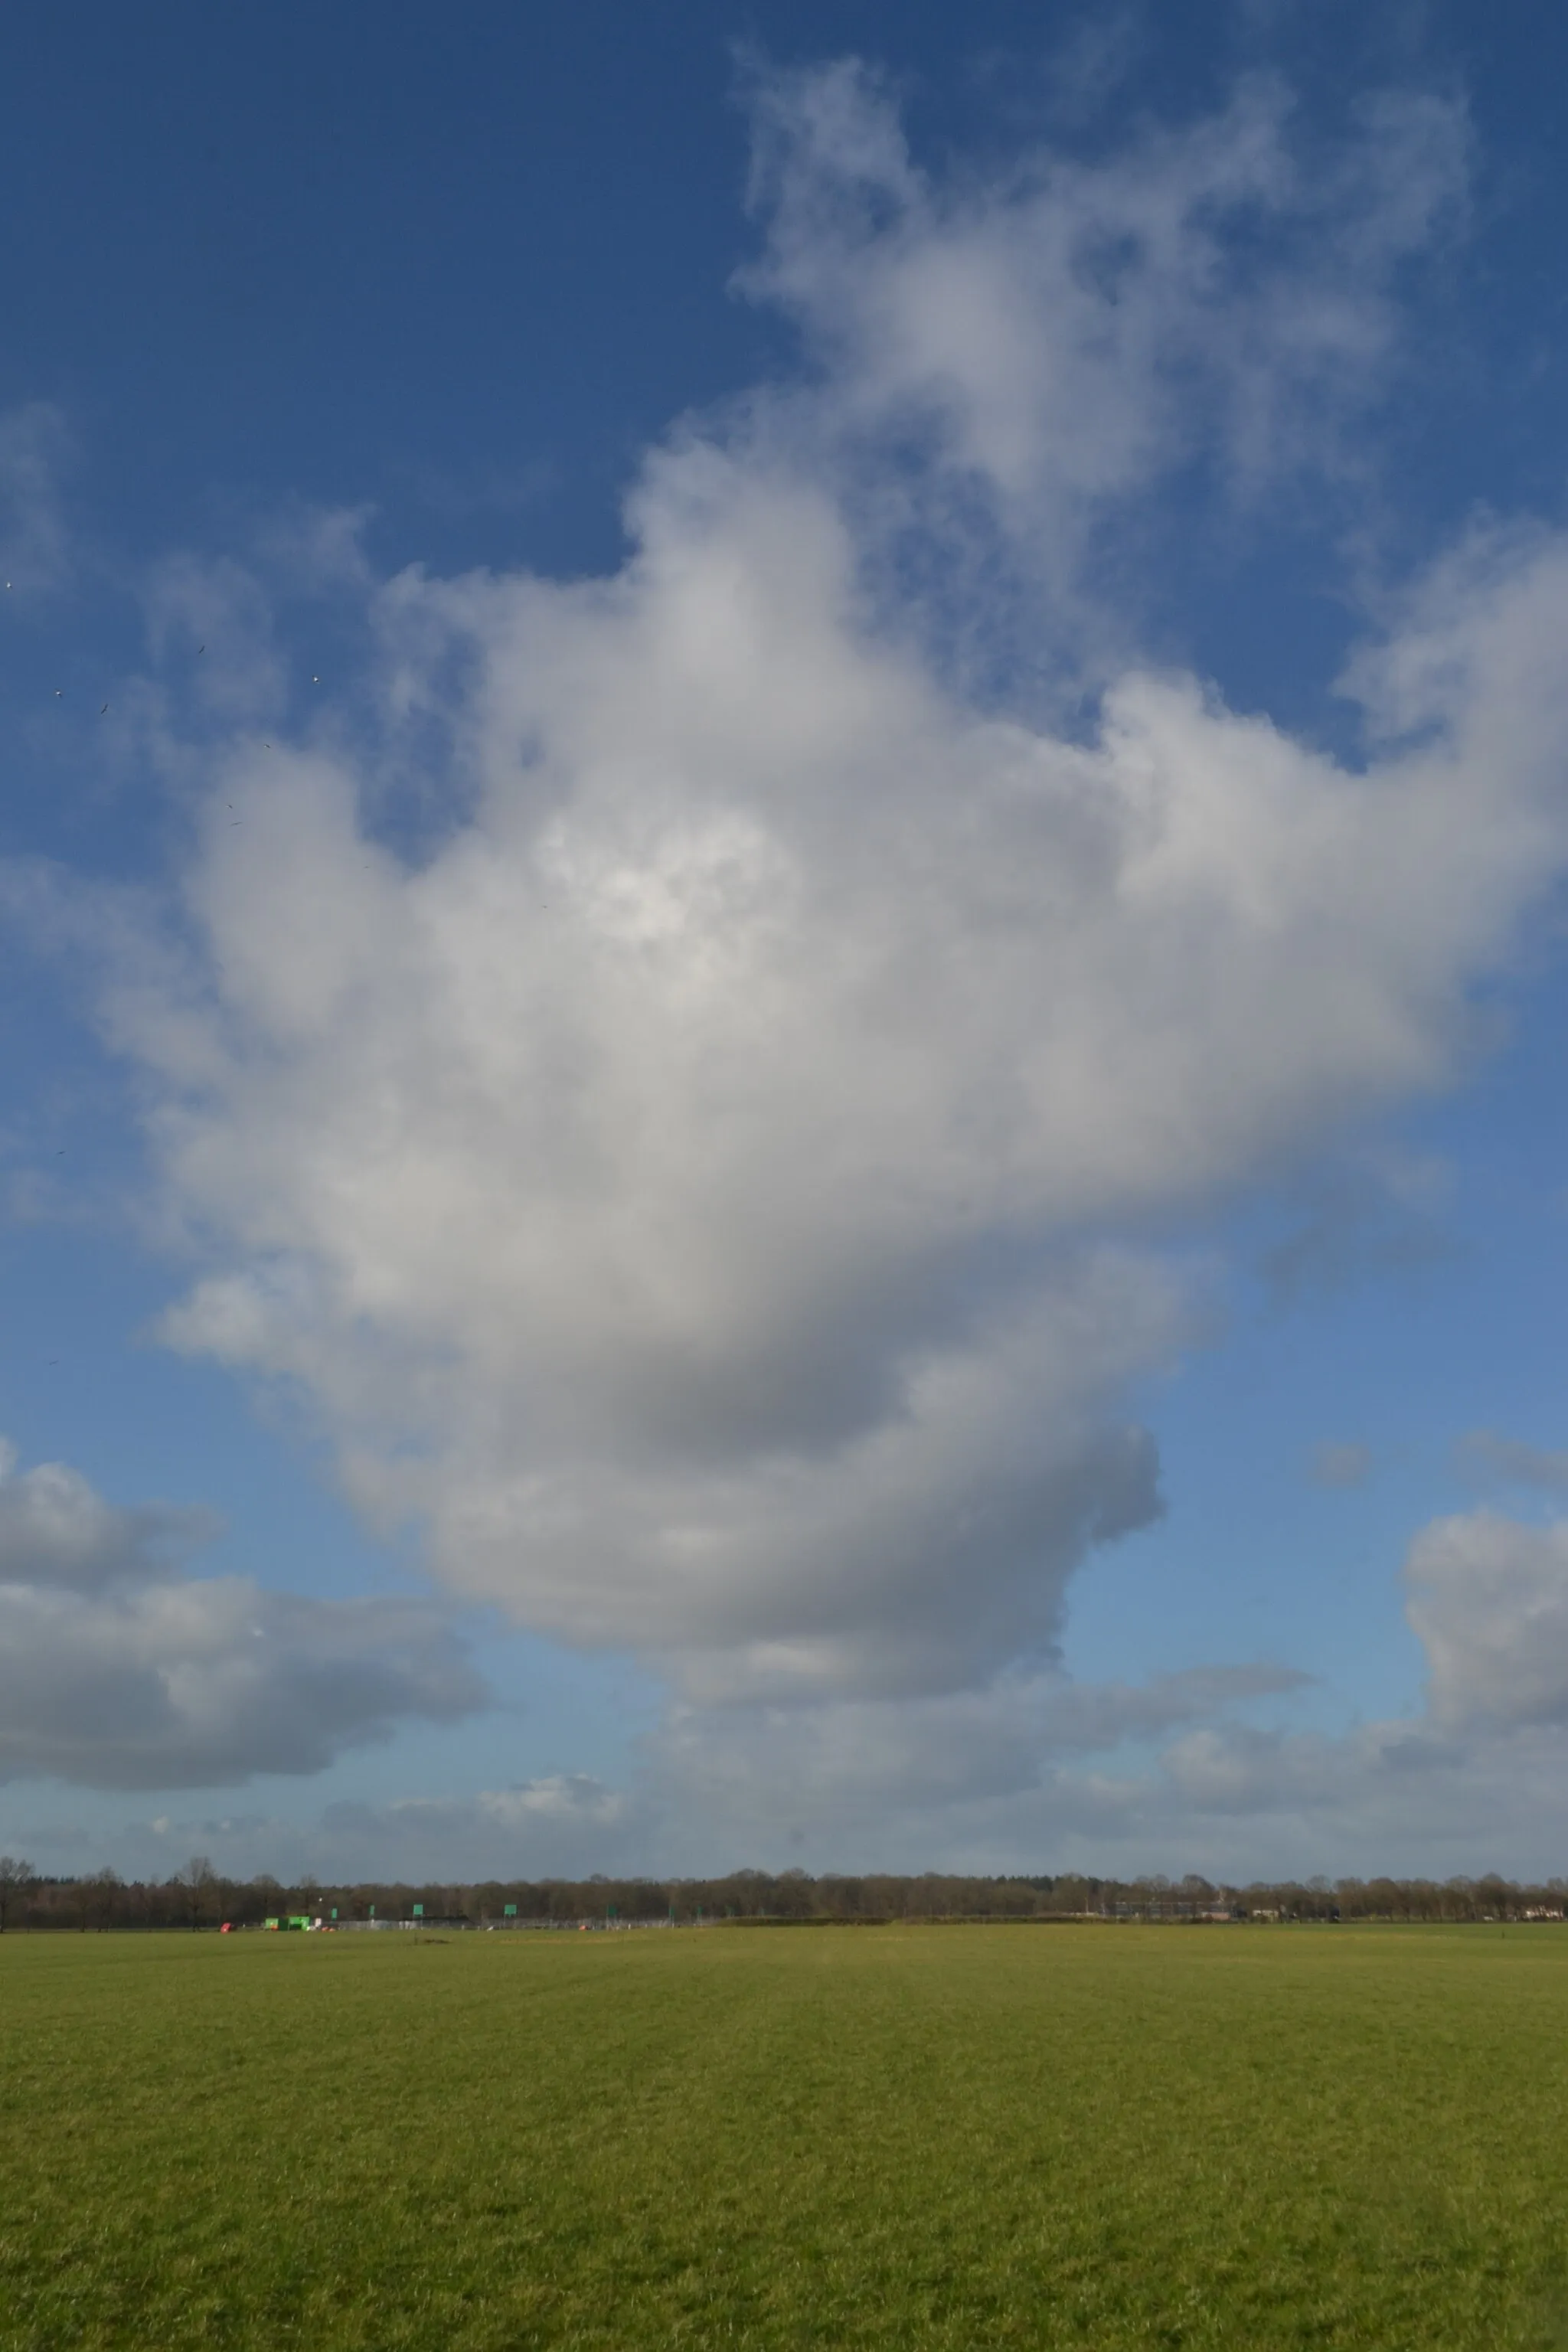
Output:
[{"left": 5, "top": 0, "right": 1568, "bottom": 1885}]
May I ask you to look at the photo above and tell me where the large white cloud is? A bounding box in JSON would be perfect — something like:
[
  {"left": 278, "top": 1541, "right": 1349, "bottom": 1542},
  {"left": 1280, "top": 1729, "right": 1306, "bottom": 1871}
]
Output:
[
  {"left": 115, "top": 487, "right": 1568, "bottom": 1706},
  {"left": 83, "top": 51, "right": 1568, "bottom": 1730},
  {"left": 60, "top": 64, "right": 1568, "bottom": 1741},
  {"left": 0, "top": 1442, "right": 485, "bottom": 1788}
]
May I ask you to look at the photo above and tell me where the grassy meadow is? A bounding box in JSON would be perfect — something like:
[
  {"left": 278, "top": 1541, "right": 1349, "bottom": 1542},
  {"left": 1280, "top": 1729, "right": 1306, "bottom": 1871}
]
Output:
[{"left": 2, "top": 1921, "right": 1566, "bottom": 2348}]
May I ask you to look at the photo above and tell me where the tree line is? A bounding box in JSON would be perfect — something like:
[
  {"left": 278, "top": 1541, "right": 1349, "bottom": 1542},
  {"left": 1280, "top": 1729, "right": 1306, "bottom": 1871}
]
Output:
[{"left": 0, "top": 1856, "right": 1563, "bottom": 1932}]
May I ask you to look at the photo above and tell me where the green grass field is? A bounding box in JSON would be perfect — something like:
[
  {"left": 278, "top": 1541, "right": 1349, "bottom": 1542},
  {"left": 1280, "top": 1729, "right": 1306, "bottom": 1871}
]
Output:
[{"left": 2, "top": 1922, "right": 1566, "bottom": 2348}]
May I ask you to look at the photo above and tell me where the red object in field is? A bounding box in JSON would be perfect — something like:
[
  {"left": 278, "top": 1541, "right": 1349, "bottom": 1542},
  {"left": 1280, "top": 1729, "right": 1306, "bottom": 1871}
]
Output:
[{"left": 220, "top": 1922, "right": 232, "bottom": 1933}]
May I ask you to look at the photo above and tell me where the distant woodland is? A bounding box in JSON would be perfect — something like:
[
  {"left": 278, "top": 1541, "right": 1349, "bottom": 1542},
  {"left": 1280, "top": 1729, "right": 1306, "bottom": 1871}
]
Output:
[{"left": 0, "top": 1859, "right": 1563, "bottom": 1932}]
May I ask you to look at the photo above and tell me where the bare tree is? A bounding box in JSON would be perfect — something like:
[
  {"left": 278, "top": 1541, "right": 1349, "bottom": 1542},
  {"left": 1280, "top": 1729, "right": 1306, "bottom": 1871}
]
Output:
[
  {"left": 172, "top": 1855, "right": 217, "bottom": 1932},
  {"left": 0, "top": 1857, "right": 36, "bottom": 1934}
]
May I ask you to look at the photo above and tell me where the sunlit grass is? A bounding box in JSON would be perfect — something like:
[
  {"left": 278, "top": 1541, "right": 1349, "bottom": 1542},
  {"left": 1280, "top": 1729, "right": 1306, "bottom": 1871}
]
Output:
[{"left": 2, "top": 1922, "right": 1566, "bottom": 2347}]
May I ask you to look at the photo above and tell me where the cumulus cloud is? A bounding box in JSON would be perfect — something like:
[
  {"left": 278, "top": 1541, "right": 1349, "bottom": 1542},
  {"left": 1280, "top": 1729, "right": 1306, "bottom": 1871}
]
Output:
[
  {"left": 0, "top": 1437, "right": 214, "bottom": 1589},
  {"left": 0, "top": 1442, "right": 485, "bottom": 1788},
  {"left": 66, "top": 60, "right": 1568, "bottom": 1740},
  {"left": 122, "top": 476, "right": 1568, "bottom": 1707}
]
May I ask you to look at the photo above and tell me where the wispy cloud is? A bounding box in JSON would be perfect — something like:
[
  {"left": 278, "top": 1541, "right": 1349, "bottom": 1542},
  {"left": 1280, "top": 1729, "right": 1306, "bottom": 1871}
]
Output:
[
  {"left": 0, "top": 403, "right": 72, "bottom": 593},
  {"left": 737, "top": 59, "right": 1466, "bottom": 684},
  {"left": 1456, "top": 1429, "right": 1568, "bottom": 1495},
  {"left": 1310, "top": 1441, "right": 1374, "bottom": 1490}
]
